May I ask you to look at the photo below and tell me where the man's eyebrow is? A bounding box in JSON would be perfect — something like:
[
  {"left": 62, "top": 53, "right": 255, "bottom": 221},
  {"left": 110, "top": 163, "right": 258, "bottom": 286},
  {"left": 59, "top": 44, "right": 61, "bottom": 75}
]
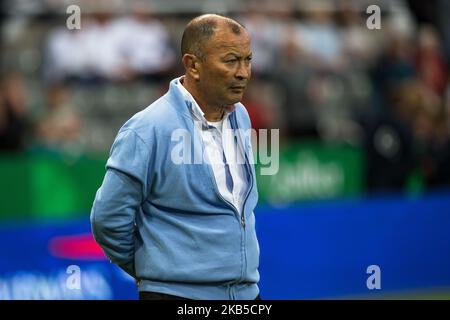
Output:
[
  {"left": 222, "top": 52, "right": 253, "bottom": 58},
  {"left": 223, "top": 52, "right": 240, "bottom": 57}
]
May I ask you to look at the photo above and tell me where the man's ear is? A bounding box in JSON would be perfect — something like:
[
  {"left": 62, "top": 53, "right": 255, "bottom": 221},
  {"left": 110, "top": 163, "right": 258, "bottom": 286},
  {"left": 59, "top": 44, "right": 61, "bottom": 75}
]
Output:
[{"left": 182, "top": 54, "right": 201, "bottom": 81}]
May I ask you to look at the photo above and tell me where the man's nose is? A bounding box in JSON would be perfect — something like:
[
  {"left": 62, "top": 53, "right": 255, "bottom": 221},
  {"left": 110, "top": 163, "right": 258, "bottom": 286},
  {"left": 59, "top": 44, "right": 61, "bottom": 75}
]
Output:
[{"left": 235, "top": 62, "right": 250, "bottom": 80}]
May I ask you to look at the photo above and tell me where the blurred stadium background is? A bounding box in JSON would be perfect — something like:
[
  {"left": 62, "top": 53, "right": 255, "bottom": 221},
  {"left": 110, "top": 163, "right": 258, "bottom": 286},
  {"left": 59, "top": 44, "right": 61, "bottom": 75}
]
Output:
[{"left": 1, "top": 0, "right": 450, "bottom": 299}]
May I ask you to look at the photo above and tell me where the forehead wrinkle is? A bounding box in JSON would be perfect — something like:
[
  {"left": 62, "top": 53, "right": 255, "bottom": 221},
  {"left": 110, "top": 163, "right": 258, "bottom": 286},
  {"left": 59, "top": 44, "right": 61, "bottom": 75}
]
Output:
[
  {"left": 210, "top": 28, "right": 250, "bottom": 45},
  {"left": 202, "top": 28, "right": 251, "bottom": 56},
  {"left": 209, "top": 40, "right": 251, "bottom": 53}
]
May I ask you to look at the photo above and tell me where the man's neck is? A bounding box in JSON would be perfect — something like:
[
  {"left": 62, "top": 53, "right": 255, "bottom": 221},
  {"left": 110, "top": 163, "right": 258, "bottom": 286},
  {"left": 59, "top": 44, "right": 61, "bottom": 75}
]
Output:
[{"left": 181, "top": 76, "right": 225, "bottom": 122}]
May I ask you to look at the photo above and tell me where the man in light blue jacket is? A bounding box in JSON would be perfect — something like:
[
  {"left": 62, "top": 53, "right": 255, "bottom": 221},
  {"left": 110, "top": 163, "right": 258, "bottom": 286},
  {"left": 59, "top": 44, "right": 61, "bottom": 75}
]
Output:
[{"left": 91, "top": 14, "right": 260, "bottom": 300}]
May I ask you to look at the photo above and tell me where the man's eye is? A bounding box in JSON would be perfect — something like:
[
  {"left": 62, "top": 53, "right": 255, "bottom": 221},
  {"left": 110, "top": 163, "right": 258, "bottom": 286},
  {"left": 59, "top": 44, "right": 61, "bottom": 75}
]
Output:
[{"left": 226, "top": 59, "right": 237, "bottom": 63}]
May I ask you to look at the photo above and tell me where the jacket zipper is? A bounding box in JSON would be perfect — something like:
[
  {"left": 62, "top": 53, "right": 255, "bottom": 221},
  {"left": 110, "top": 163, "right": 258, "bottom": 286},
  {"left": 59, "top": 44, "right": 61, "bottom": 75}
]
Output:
[
  {"left": 207, "top": 164, "right": 242, "bottom": 226},
  {"left": 234, "top": 116, "right": 255, "bottom": 230},
  {"left": 232, "top": 115, "right": 255, "bottom": 283}
]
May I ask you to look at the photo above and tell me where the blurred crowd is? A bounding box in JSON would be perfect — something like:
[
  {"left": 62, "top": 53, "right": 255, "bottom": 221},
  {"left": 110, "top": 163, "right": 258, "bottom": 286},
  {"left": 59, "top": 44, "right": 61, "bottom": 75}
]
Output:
[{"left": 1, "top": 0, "right": 450, "bottom": 192}]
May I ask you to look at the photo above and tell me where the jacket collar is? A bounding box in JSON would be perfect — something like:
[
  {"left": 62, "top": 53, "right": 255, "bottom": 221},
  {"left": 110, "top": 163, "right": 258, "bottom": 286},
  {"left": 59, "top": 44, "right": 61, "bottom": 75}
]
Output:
[{"left": 167, "top": 76, "right": 237, "bottom": 123}]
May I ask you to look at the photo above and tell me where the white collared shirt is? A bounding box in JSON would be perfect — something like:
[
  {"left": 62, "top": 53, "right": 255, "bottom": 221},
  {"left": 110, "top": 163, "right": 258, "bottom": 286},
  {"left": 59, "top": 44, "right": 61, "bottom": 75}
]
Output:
[{"left": 175, "top": 77, "right": 248, "bottom": 215}]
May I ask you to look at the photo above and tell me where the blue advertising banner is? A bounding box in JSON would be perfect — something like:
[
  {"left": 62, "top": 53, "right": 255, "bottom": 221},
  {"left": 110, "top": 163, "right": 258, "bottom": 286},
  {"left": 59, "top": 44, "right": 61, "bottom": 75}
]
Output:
[
  {"left": 257, "top": 190, "right": 450, "bottom": 299},
  {"left": 1, "top": 190, "right": 450, "bottom": 299},
  {"left": 0, "top": 220, "right": 137, "bottom": 300}
]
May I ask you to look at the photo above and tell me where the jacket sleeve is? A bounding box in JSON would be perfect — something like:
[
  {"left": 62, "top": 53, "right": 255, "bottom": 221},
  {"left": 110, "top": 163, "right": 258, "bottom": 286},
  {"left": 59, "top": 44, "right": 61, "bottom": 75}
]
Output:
[{"left": 90, "top": 129, "right": 150, "bottom": 278}]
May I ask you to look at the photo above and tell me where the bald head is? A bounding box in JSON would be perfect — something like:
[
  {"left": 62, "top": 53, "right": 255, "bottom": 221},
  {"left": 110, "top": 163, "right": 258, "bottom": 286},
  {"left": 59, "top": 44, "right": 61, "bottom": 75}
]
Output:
[{"left": 181, "top": 14, "right": 246, "bottom": 60}]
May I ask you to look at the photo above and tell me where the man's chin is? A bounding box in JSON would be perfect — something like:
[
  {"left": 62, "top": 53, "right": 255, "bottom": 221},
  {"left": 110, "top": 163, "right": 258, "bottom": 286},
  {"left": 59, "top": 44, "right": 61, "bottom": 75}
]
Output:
[
  {"left": 225, "top": 94, "right": 244, "bottom": 105},
  {"left": 224, "top": 100, "right": 240, "bottom": 108}
]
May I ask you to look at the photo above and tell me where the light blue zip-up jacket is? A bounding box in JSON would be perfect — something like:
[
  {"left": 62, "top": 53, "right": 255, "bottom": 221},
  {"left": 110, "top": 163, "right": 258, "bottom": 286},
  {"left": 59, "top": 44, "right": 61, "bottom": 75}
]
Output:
[{"left": 90, "top": 77, "right": 260, "bottom": 300}]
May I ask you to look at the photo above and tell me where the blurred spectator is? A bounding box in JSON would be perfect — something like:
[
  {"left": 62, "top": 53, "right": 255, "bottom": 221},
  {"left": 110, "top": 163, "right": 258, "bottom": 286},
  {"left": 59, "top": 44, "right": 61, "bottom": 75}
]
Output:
[
  {"left": 296, "top": 0, "right": 343, "bottom": 71},
  {"left": 407, "top": 0, "right": 450, "bottom": 63},
  {"left": 336, "top": 0, "right": 383, "bottom": 69},
  {"left": 238, "top": 7, "right": 288, "bottom": 76},
  {"left": 415, "top": 24, "right": 448, "bottom": 95},
  {"left": 45, "top": 12, "right": 128, "bottom": 83},
  {"left": 0, "top": 73, "right": 28, "bottom": 152},
  {"left": 243, "top": 79, "right": 281, "bottom": 131},
  {"left": 363, "top": 80, "right": 418, "bottom": 192},
  {"left": 34, "top": 83, "right": 83, "bottom": 152},
  {"left": 273, "top": 23, "right": 317, "bottom": 138},
  {"left": 409, "top": 81, "right": 450, "bottom": 187},
  {"left": 112, "top": 4, "right": 176, "bottom": 81},
  {"left": 45, "top": 6, "right": 175, "bottom": 83},
  {"left": 371, "top": 29, "right": 417, "bottom": 115}
]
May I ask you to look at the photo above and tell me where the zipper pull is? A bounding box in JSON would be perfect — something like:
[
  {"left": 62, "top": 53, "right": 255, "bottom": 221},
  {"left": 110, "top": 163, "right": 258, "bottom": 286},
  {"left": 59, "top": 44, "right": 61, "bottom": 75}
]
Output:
[{"left": 241, "top": 214, "right": 245, "bottom": 228}]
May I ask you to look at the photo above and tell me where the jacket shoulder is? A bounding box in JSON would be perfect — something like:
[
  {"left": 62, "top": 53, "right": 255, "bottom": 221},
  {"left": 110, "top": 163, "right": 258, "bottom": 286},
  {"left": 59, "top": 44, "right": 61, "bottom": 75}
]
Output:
[{"left": 119, "top": 95, "right": 181, "bottom": 142}]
